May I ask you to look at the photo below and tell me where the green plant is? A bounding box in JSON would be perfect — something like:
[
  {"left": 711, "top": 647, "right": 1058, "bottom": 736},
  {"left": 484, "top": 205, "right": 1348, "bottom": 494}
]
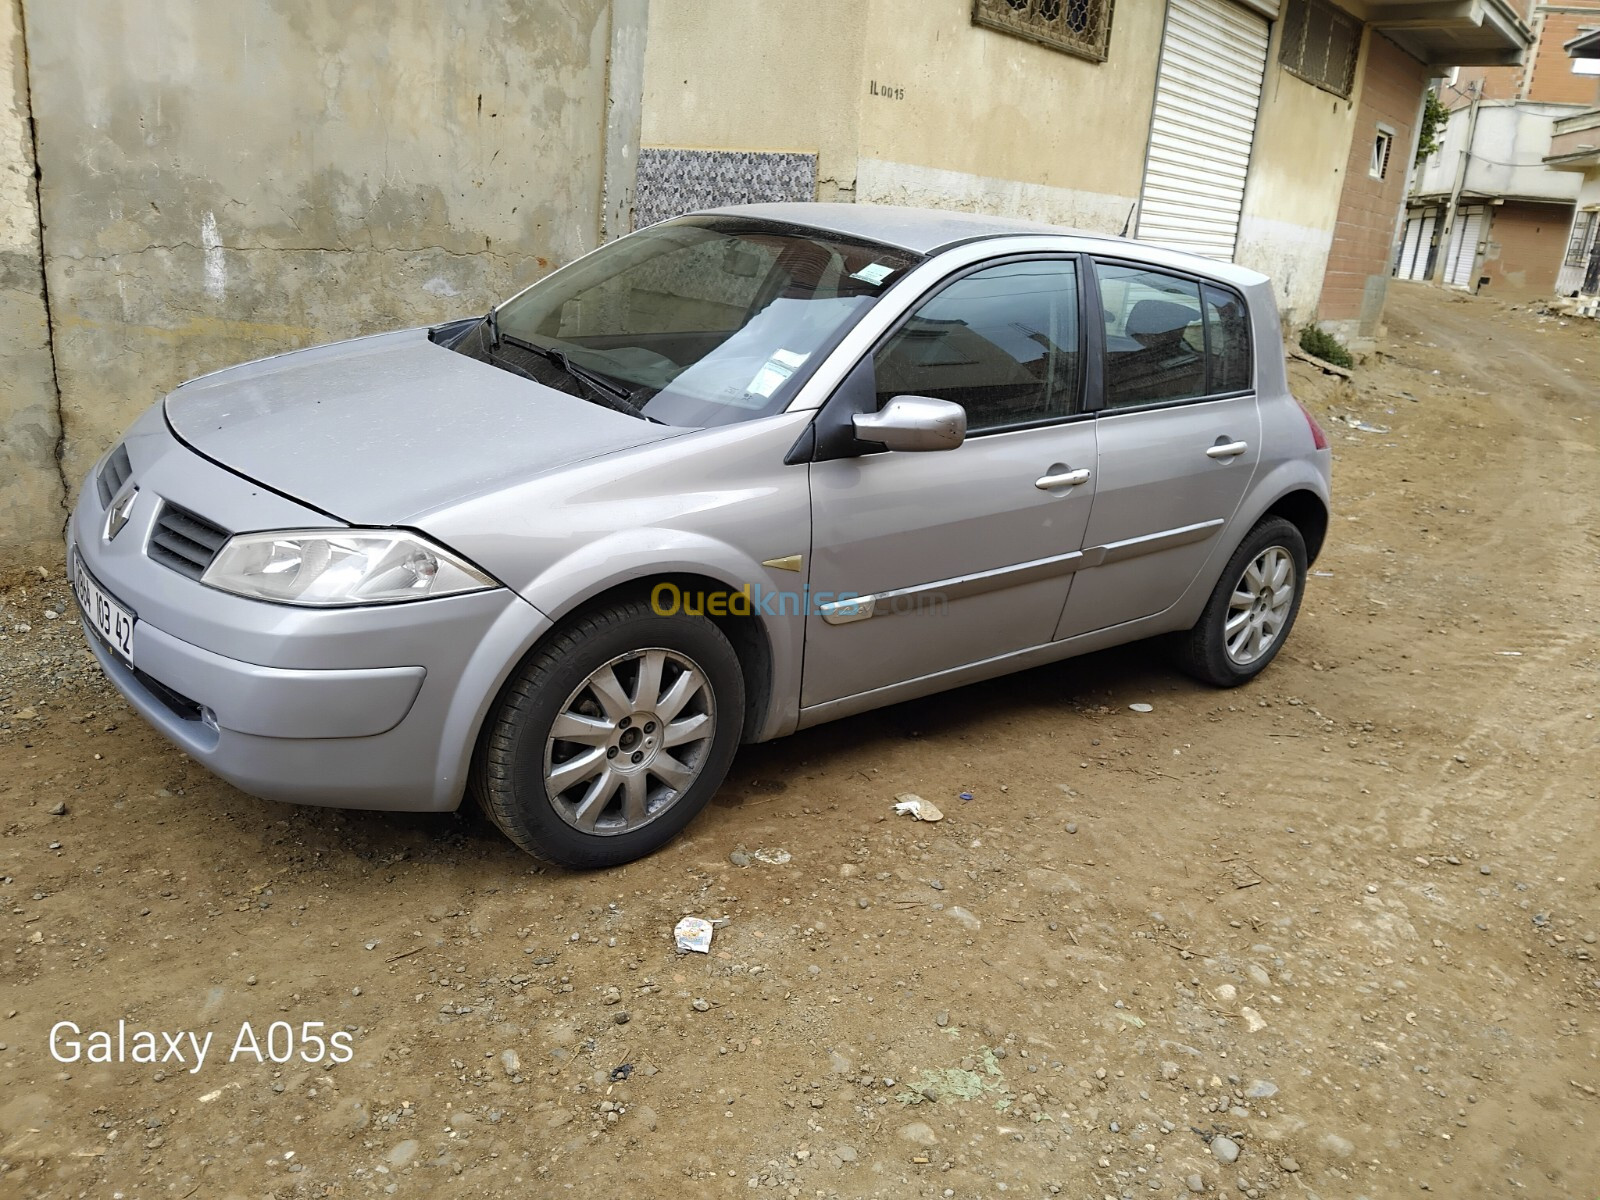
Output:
[
  {"left": 1415, "top": 89, "right": 1450, "bottom": 165},
  {"left": 1299, "top": 324, "right": 1354, "bottom": 369}
]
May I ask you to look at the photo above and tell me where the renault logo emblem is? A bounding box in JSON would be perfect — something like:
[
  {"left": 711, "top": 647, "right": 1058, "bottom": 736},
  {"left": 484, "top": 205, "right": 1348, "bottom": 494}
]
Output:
[{"left": 104, "top": 485, "right": 138, "bottom": 542}]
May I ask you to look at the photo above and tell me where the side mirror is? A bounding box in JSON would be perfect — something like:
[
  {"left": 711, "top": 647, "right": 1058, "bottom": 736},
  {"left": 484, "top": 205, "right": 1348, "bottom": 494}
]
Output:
[{"left": 851, "top": 395, "right": 966, "bottom": 452}]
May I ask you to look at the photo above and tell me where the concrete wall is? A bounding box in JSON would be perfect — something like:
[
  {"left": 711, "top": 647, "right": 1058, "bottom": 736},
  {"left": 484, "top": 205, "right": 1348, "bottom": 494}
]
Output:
[
  {"left": 851, "top": 0, "right": 1163, "bottom": 233},
  {"left": 1319, "top": 31, "right": 1430, "bottom": 344},
  {"left": 639, "top": 0, "right": 870, "bottom": 203},
  {"left": 638, "top": 0, "right": 1161, "bottom": 230},
  {"left": 641, "top": 0, "right": 1363, "bottom": 327},
  {"left": 1235, "top": 19, "right": 1367, "bottom": 329},
  {"left": 1, "top": 0, "right": 63, "bottom": 557},
  {"left": 1479, "top": 198, "right": 1573, "bottom": 294},
  {"left": 16, "top": 0, "right": 623, "bottom": 534},
  {"left": 1549, "top": 107, "right": 1600, "bottom": 157},
  {"left": 1414, "top": 100, "right": 1587, "bottom": 200}
]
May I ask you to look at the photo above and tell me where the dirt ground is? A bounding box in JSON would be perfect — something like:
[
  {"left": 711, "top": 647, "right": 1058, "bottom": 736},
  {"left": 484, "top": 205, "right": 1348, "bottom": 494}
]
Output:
[{"left": 1, "top": 282, "right": 1597, "bottom": 1200}]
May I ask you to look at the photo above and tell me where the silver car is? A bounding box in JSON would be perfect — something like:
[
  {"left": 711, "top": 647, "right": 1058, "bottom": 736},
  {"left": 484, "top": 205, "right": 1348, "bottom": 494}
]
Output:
[{"left": 69, "top": 204, "right": 1331, "bottom": 868}]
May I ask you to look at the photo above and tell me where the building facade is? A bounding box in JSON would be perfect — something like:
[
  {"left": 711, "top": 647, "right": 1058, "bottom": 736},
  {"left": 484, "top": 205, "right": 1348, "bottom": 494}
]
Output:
[
  {"left": 1457, "top": 0, "right": 1600, "bottom": 104},
  {"left": 1401, "top": 0, "right": 1599, "bottom": 297},
  {"left": 0, "top": 0, "right": 1534, "bottom": 554},
  {"left": 639, "top": 0, "right": 1530, "bottom": 349},
  {"left": 1402, "top": 98, "right": 1586, "bottom": 291},
  {"left": 1546, "top": 28, "right": 1600, "bottom": 295}
]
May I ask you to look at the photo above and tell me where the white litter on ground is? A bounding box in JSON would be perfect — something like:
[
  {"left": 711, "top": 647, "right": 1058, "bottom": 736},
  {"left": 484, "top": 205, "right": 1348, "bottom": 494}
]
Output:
[
  {"left": 673, "top": 917, "right": 714, "bottom": 954},
  {"left": 893, "top": 794, "right": 943, "bottom": 822}
]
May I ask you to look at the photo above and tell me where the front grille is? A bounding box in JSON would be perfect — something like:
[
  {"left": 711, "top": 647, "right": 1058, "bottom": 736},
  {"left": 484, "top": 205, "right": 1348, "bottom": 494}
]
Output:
[
  {"left": 96, "top": 444, "right": 132, "bottom": 507},
  {"left": 149, "top": 502, "right": 229, "bottom": 580}
]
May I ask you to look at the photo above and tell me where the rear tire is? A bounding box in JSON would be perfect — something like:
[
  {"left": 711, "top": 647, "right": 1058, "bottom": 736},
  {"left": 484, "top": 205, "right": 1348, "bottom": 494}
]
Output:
[
  {"left": 473, "top": 599, "right": 744, "bottom": 868},
  {"left": 1175, "top": 517, "right": 1307, "bottom": 688}
]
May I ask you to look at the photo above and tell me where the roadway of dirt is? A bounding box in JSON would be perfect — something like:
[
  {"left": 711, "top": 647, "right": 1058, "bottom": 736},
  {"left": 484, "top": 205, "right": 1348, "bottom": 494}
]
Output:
[{"left": 1, "top": 283, "right": 1597, "bottom": 1199}]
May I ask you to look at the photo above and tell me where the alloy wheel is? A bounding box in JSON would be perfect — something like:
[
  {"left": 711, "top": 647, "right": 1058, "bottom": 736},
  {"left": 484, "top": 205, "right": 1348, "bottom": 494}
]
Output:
[
  {"left": 542, "top": 648, "right": 716, "bottom": 835},
  {"left": 1224, "top": 546, "right": 1295, "bottom": 666}
]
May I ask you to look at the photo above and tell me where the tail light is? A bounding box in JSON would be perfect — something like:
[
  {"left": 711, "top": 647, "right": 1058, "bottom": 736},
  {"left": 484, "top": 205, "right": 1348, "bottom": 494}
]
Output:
[{"left": 1296, "top": 400, "right": 1329, "bottom": 451}]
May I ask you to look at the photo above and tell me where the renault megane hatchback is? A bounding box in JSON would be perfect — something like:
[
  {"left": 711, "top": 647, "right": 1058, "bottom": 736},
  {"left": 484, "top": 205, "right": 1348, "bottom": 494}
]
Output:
[{"left": 69, "top": 204, "right": 1331, "bottom": 868}]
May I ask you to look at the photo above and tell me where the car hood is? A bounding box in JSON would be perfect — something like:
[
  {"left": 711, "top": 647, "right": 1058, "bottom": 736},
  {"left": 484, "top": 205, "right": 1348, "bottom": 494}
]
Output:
[{"left": 164, "top": 327, "right": 683, "bottom": 525}]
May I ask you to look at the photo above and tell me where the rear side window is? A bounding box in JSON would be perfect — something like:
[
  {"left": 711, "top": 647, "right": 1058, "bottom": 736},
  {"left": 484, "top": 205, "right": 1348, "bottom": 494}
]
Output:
[
  {"left": 1203, "top": 284, "right": 1253, "bottom": 393},
  {"left": 1097, "top": 264, "right": 1205, "bottom": 407},
  {"left": 1095, "top": 262, "right": 1252, "bottom": 408},
  {"left": 873, "top": 259, "right": 1083, "bottom": 433}
]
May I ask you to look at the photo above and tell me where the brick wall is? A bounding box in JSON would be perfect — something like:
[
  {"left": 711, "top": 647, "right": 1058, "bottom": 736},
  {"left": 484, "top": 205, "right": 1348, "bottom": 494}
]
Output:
[
  {"left": 1480, "top": 200, "right": 1574, "bottom": 294},
  {"left": 1455, "top": 64, "right": 1526, "bottom": 103},
  {"left": 1456, "top": 3, "right": 1600, "bottom": 106},
  {"left": 1318, "top": 33, "right": 1431, "bottom": 336},
  {"left": 1524, "top": 8, "right": 1600, "bottom": 105}
]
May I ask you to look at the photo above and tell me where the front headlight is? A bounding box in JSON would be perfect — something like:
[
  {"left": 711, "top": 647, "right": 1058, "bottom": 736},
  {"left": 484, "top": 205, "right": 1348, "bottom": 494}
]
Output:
[{"left": 200, "top": 529, "right": 498, "bottom": 606}]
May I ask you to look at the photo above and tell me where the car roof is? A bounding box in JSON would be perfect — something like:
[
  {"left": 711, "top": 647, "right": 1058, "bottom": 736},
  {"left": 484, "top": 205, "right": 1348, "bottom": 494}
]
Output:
[{"left": 694, "top": 202, "right": 1271, "bottom": 291}]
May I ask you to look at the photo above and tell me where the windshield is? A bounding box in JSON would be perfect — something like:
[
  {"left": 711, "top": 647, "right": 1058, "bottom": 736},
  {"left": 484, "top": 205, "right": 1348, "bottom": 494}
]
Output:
[{"left": 446, "top": 217, "right": 924, "bottom": 427}]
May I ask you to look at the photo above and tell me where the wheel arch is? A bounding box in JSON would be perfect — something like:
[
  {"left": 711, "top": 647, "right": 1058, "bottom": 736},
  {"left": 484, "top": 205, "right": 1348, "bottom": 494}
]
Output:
[
  {"left": 1260, "top": 488, "right": 1329, "bottom": 565},
  {"left": 502, "top": 571, "right": 780, "bottom": 749}
]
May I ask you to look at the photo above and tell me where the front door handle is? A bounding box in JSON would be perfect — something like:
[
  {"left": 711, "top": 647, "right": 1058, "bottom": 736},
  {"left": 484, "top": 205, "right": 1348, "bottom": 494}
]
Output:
[
  {"left": 1206, "top": 440, "right": 1249, "bottom": 460},
  {"left": 1035, "top": 468, "right": 1091, "bottom": 490}
]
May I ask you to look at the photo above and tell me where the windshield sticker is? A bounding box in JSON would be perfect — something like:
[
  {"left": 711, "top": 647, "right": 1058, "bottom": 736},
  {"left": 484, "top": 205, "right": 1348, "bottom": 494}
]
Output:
[
  {"left": 850, "top": 262, "right": 895, "bottom": 286},
  {"left": 746, "top": 348, "right": 807, "bottom": 400}
]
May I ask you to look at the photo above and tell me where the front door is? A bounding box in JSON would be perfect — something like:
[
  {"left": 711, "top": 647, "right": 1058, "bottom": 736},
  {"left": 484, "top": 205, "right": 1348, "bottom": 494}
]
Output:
[
  {"left": 802, "top": 258, "right": 1098, "bottom": 709},
  {"left": 1056, "top": 258, "right": 1261, "bottom": 640}
]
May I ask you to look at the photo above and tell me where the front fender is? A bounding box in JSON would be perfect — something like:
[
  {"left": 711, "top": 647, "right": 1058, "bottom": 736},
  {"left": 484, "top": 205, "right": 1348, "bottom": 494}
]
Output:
[{"left": 519, "top": 528, "right": 808, "bottom": 743}]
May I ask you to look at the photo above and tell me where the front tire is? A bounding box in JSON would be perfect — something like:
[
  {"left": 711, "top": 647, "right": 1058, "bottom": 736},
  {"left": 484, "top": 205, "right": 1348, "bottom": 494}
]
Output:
[
  {"left": 1175, "top": 517, "right": 1307, "bottom": 688},
  {"left": 473, "top": 599, "right": 745, "bottom": 868}
]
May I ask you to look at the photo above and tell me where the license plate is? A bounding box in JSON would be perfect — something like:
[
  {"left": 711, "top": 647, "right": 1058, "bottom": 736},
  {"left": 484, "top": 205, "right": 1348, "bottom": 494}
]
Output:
[{"left": 72, "top": 552, "right": 136, "bottom": 667}]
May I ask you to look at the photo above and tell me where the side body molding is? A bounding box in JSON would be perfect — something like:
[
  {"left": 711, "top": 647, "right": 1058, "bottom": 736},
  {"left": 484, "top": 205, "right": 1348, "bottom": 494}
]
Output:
[{"left": 818, "top": 520, "right": 1223, "bottom": 625}]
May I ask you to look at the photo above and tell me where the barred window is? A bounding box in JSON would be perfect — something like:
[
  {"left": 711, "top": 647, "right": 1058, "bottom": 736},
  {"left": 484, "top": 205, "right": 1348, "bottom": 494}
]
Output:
[
  {"left": 1279, "top": 0, "right": 1361, "bottom": 98},
  {"left": 972, "top": 0, "right": 1115, "bottom": 64},
  {"left": 1566, "top": 211, "right": 1599, "bottom": 268}
]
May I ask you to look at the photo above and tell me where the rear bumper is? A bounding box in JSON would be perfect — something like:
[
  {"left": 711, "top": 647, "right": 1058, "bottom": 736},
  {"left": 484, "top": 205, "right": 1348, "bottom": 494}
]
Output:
[{"left": 68, "top": 408, "right": 551, "bottom": 812}]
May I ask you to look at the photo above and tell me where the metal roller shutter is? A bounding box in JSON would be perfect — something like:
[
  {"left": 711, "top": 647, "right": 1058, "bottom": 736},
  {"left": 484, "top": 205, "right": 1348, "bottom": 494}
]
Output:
[
  {"left": 1136, "top": 0, "right": 1271, "bottom": 261},
  {"left": 1397, "top": 217, "right": 1424, "bottom": 279},
  {"left": 1444, "top": 207, "right": 1485, "bottom": 287},
  {"left": 1396, "top": 211, "right": 1438, "bottom": 281}
]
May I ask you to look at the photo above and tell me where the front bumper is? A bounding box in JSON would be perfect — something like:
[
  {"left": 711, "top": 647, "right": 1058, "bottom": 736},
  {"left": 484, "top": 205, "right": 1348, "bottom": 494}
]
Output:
[{"left": 69, "top": 405, "right": 551, "bottom": 812}]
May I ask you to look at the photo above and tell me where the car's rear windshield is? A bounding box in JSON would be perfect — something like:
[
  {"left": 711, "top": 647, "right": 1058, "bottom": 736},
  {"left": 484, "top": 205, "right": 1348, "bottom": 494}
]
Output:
[{"left": 454, "top": 217, "right": 924, "bottom": 427}]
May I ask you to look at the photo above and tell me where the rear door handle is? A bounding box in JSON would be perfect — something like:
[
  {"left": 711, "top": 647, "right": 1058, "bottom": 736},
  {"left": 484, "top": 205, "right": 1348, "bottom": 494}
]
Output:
[
  {"left": 1206, "top": 440, "right": 1249, "bottom": 459},
  {"left": 1035, "top": 468, "right": 1091, "bottom": 490}
]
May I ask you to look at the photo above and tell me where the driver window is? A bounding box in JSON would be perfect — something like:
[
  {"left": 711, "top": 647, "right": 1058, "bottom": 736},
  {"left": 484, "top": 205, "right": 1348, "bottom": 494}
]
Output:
[{"left": 872, "top": 259, "right": 1082, "bottom": 433}]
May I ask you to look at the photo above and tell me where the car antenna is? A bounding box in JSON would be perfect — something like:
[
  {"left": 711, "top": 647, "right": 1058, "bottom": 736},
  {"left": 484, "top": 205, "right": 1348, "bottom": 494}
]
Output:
[{"left": 1119, "top": 204, "right": 1135, "bottom": 238}]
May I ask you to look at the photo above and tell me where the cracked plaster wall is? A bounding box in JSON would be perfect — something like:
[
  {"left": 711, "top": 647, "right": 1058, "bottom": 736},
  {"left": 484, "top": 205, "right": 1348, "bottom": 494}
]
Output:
[
  {"left": 1, "top": 0, "right": 61, "bottom": 557},
  {"left": 9, "top": 0, "right": 616, "bottom": 538}
]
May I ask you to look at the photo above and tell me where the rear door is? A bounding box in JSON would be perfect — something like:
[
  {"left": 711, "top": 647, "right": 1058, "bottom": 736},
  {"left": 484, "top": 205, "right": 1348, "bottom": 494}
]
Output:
[{"left": 1054, "top": 259, "right": 1261, "bottom": 641}]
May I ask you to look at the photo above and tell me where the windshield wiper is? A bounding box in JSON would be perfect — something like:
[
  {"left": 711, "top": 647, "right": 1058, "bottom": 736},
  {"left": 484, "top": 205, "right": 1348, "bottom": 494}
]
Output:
[{"left": 500, "top": 333, "right": 659, "bottom": 421}]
